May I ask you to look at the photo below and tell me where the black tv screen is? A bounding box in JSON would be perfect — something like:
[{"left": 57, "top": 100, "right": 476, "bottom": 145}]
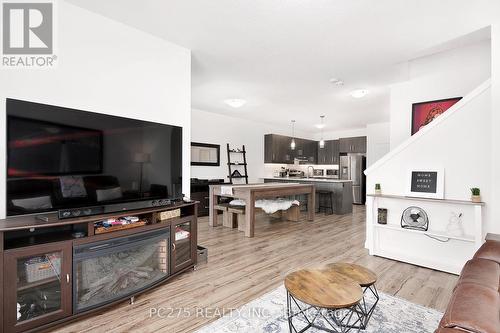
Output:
[{"left": 6, "top": 99, "right": 183, "bottom": 216}]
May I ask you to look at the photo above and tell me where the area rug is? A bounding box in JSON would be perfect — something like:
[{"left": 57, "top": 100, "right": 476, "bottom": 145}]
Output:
[{"left": 196, "top": 285, "right": 442, "bottom": 333}]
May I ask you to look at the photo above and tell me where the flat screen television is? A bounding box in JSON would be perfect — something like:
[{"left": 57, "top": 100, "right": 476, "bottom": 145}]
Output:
[{"left": 6, "top": 98, "right": 183, "bottom": 217}]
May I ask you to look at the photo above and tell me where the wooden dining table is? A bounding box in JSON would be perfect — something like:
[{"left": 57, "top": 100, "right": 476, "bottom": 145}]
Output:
[{"left": 209, "top": 182, "right": 315, "bottom": 238}]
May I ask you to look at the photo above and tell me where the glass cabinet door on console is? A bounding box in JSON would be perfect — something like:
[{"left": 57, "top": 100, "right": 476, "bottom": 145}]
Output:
[
  {"left": 171, "top": 217, "right": 197, "bottom": 273},
  {"left": 3, "top": 242, "right": 72, "bottom": 333}
]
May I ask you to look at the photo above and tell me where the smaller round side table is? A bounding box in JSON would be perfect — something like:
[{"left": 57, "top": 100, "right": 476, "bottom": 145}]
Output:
[{"left": 323, "top": 263, "right": 379, "bottom": 329}]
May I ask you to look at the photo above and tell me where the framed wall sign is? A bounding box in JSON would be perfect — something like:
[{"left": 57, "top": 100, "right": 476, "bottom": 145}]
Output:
[
  {"left": 411, "top": 97, "right": 462, "bottom": 135},
  {"left": 407, "top": 168, "right": 444, "bottom": 199},
  {"left": 191, "top": 142, "right": 220, "bottom": 166}
]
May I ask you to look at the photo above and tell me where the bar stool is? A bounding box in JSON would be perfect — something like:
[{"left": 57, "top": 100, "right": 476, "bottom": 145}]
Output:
[{"left": 317, "top": 190, "right": 334, "bottom": 215}]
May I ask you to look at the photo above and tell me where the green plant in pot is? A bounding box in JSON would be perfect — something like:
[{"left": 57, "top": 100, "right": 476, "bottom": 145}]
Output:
[
  {"left": 375, "top": 183, "right": 382, "bottom": 195},
  {"left": 470, "top": 188, "right": 481, "bottom": 203}
]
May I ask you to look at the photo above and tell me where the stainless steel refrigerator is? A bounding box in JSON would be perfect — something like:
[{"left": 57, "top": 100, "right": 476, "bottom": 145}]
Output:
[{"left": 340, "top": 154, "right": 366, "bottom": 204}]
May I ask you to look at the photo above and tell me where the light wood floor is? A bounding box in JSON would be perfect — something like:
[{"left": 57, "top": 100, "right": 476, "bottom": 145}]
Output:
[{"left": 53, "top": 205, "right": 458, "bottom": 333}]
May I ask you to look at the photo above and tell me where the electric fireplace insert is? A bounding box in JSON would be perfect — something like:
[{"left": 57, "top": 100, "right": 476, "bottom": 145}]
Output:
[{"left": 72, "top": 229, "right": 170, "bottom": 313}]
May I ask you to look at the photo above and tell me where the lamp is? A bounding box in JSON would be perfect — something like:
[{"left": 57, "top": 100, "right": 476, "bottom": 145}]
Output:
[
  {"left": 319, "top": 115, "right": 325, "bottom": 149},
  {"left": 133, "top": 153, "right": 151, "bottom": 194},
  {"left": 290, "top": 120, "right": 296, "bottom": 150}
]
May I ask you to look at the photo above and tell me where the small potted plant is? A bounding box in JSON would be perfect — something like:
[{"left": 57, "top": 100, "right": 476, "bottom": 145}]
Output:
[
  {"left": 470, "top": 188, "right": 481, "bottom": 203},
  {"left": 375, "top": 183, "right": 382, "bottom": 195}
]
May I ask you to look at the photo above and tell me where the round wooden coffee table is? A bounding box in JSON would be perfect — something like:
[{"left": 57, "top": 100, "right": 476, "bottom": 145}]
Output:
[
  {"left": 323, "top": 263, "right": 379, "bottom": 329},
  {"left": 284, "top": 269, "right": 364, "bottom": 333}
]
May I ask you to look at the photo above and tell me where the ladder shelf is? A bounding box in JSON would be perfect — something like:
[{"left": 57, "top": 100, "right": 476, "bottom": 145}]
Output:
[{"left": 227, "top": 144, "right": 249, "bottom": 184}]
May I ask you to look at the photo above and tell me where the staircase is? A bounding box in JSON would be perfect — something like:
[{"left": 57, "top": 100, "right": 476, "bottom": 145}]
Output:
[{"left": 364, "top": 79, "right": 492, "bottom": 274}]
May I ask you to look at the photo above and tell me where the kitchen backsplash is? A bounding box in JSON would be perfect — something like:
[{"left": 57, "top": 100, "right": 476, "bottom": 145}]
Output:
[{"left": 263, "top": 163, "right": 339, "bottom": 178}]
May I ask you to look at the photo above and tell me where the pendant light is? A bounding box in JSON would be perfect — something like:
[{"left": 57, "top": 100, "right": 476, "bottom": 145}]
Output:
[
  {"left": 290, "top": 120, "right": 296, "bottom": 150},
  {"left": 319, "top": 115, "right": 325, "bottom": 149}
]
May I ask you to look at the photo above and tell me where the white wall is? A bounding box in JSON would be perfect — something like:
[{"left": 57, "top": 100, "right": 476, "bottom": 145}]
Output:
[
  {"left": 191, "top": 109, "right": 310, "bottom": 183},
  {"left": 390, "top": 40, "right": 491, "bottom": 148},
  {"left": 366, "top": 122, "right": 390, "bottom": 167},
  {"left": 364, "top": 82, "right": 493, "bottom": 273},
  {"left": 0, "top": 2, "right": 191, "bottom": 217},
  {"left": 367, "top": 82, "right": 494, "bottom": 232},
  {"left": 492, "top": 24, "right": 500, "bottom": 234},
  {"left": 312, "top": 127, "right": 367, "bottom": 141}
]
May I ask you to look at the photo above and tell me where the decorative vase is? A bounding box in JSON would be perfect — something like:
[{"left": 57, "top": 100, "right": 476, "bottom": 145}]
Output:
[{"left": 471, "top": 195, "right": 481, "bottom": 203}]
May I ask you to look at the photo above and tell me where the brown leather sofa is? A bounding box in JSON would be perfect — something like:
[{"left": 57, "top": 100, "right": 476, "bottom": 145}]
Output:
[{"left": 435, "top": 238, "right": 500, "bottom": 333}]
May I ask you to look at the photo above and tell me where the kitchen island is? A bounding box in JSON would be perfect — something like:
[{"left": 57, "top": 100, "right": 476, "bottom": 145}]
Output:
[{"left": 262, "top": 177, "right": 353, "bottom": 214}]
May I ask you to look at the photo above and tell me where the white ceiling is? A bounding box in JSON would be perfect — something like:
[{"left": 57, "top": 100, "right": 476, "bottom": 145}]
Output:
[{"left": 67, "top": 0, "right": 500, "bottom": 134}]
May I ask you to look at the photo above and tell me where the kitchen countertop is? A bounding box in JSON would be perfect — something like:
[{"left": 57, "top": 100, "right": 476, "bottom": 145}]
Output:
[{"left": 261, "top": 177, "right": 352, "bottom": 183}]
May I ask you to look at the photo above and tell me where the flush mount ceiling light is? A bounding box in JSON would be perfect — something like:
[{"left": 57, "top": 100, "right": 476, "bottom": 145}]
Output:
[
  {"left": 224, "top": 98, "right": 247, "bottom": 108},
  {"left": 315, "top": 123, "right": 325, "bottom": 129},
  {"left": 329, "top": 78, "right": 344, "bottom": 86},
  {"left": 350, "top": 89, "right": 369, "bottom": 98}
]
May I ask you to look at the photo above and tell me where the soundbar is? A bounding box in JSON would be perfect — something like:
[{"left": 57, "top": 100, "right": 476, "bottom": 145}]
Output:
[{"left": 58, "top": 198, "right": 174, "bottom": 219}]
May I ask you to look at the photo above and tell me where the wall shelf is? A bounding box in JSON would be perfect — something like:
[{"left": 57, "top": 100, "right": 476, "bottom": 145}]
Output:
[
  {"left": 374, "top": 224, "right": 475, "bottom": 243},
  {"left": 366, "top": 194, "right": 484, "bottom": 206},
  {"left": 366, "top": 194, "right": 483, "bottom": 275}
]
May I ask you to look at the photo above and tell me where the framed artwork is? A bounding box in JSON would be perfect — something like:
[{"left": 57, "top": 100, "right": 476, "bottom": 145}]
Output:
[
  {"left": 191, "top": 142, "right": 220, "bottom": 166},
  {"left": 406, "top": 168, "right": 444, "bottom": 199},
  {"left": 411, "top": 97, "right": 462, "bottom": 135}
]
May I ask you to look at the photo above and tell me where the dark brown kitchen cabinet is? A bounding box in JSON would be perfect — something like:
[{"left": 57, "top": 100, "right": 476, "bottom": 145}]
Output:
[
  {"left": 264, "top": 134, "right": 278, "bottom": 163},
  {"left": 266, "top": 134, "right": 349, "bottom": 164},
  {"left": 339, "top": 136, "right": 366, "bottom": 153},
  {"left": 3, "top": 241, "right": 73, "bottom": 333},
  {"left": 317, "top": 140, "right": 340, "bottom": 165},
  {"left": 294, "top": 138, "right": 317, "bottom": 164},
  {"left": 317, "top": 142, "right": 327, "bottom": 164},
  {"left": 265, "top": 134, "right": 317, "bottom": 164},
  {"left": 171, "top": 216, "right": 197, "bottom": 273},
  {"left": 331, "top": 140, "right": 340, "bottom": 164},
  {"left": 280, "top": 136, "right": 294, "bottom": 163},
  {"left": 317, "top": 141, "right": 330, "bottom": 164},
  {"left": 264, "top": 134, "right": 293, "bottom": 163},
  {"left": 308, "top": 140, "right": 318, "bottom": 164}
]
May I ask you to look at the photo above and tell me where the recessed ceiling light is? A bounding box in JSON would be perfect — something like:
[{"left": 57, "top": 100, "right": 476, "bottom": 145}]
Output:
[
  {"left": 330, "top": 78, "right": 344, "bottom": 86},
  {"left": 224, "top": 99, "right": 247, "bottom": 108},
  {"left": 350, "top": 89, "right": 369, "bottom": 98}
]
